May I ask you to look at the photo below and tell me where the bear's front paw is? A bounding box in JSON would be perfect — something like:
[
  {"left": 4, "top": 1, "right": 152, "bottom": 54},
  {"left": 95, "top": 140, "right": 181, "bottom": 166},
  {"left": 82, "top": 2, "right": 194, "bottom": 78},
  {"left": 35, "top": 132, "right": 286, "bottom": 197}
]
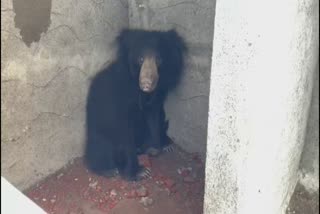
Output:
[
  {"left": 163, "top": 144, "right": 175, "bottom": 153},
  {"left": 137, "top": 167, "right": 152, "bottom": 180}
]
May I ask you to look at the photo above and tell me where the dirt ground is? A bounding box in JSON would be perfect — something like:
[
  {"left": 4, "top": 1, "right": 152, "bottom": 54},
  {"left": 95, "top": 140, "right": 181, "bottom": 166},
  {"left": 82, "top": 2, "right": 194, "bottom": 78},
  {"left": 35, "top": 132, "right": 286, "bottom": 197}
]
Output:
[
  {"left": 286, "top": 183, "right": 319, "bottom": 214},
  {"left": 24, "top": 144, "right": 319, "bottom": 214},
  {"left": 25, "top": 145, "right": 205, "bottom": 214}
]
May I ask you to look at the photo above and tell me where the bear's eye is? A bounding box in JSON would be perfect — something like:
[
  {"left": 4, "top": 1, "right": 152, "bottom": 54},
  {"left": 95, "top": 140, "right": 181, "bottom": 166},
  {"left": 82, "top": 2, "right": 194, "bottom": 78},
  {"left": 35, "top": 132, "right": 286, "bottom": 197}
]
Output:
[{"left": 138, "top": 57, "right": 144, "bottom": 65}]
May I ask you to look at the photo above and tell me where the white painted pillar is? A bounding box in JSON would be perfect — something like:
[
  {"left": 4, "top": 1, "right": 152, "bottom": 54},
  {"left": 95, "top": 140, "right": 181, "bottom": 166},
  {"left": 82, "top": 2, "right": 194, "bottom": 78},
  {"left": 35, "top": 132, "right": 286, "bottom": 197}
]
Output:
[{"left": 203, "top": 0, "right": 319, "bottom": 213}]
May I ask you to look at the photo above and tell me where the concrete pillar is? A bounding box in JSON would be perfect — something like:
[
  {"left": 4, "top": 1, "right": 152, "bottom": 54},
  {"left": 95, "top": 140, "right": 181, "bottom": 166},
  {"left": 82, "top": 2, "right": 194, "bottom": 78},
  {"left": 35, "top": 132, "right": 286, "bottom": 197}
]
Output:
[{"left": 203, "top": 0, "right": 319, "bottom": 213}]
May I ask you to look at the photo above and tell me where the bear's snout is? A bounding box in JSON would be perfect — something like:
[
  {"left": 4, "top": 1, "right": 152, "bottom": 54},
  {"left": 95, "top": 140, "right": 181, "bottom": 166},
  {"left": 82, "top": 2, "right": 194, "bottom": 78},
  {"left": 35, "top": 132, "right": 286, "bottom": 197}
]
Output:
[{"left": 139, "top": 56, "right": 159, "bottom": 93}]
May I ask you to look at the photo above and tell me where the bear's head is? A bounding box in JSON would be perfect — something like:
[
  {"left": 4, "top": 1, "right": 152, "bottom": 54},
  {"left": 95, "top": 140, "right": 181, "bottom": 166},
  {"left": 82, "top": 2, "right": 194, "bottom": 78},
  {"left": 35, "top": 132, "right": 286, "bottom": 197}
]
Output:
[{"left": 116, "top": 29, "right": 187, "bottom": 93}]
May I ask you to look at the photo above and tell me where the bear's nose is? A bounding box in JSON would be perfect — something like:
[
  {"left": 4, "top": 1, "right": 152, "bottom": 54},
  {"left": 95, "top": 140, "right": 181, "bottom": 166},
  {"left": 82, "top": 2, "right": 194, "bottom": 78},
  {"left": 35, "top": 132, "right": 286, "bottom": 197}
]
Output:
[{"left": 140, "top": 80, "right": 152, "bottom": 92}]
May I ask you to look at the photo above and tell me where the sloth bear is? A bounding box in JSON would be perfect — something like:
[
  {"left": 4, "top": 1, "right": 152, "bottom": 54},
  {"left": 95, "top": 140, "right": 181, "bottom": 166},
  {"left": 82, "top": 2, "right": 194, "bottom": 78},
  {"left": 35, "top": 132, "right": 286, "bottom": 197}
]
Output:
[{"left": 85, "top": 29, "right": 187, "bottom": 181}]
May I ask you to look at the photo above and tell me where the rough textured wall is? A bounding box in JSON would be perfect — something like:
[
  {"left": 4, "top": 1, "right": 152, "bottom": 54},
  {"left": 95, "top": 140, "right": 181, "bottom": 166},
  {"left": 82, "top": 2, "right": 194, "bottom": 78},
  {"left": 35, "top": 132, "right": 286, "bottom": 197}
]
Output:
[
  {"left": 1, "top": 0, "right": 128, "bottom": 190},
  {"left": 299, "top": 62, "right": 319, "bottom": 193},
  {"left": 203, "top": 0, "right": 319, "bottom": 213},
  {"left": 128, "top": 0, "right": 215, "bottom": 157}
]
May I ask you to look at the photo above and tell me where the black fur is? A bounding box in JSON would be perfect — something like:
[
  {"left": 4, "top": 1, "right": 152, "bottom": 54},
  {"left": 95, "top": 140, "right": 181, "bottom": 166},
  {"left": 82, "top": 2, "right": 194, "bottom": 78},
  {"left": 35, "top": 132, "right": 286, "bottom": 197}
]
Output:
[{"left": 84, "top": 29, "right": 187, "bottom": 180}]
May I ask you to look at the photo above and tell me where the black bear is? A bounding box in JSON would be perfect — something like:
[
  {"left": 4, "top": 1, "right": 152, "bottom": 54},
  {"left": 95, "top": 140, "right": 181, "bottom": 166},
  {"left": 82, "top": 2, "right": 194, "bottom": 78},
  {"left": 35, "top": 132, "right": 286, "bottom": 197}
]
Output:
[{"left": 85, "top": 29, "right": 187, "bottom": 181}]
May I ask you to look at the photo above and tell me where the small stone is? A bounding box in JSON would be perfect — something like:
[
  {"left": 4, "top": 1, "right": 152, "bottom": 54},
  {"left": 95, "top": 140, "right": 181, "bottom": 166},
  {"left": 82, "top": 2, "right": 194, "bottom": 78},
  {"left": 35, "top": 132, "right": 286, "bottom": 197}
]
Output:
[
  {"left": 42, "top": 198, "right": 47, "bottom": 202},
  {"left": 159, "top": 181, "right": 164, "bottom": 186},
  {"left": 50, "top": 199, "right": 56, "bottom": 203},
  {"left": 89, "top": 181, "right": 98, "bottom": 189},
  {"left": 74, "top": 178, "right": 78, "bottom": 181},
  {"left": 177, "top": 167, "right": 192, "bottom": 177},
  {"left": 110, "top": 189, "right": 117, "bottom": 197},
  {"left": 140, "top": 197, "right": 153, "bottom": 206},
  {"left": 136, "top": 186, "right": 148, "bottom": 197}
]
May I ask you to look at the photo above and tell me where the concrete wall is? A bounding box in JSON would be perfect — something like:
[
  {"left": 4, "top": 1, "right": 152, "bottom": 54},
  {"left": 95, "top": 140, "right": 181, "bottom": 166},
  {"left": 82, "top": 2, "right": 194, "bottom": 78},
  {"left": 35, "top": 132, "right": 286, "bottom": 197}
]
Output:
[
  {"left": 1, "top": 0, "right": 128, "bottom": 190},
  {"left": 128, "top": 0, "right": 215, "bottom": 157},
  {"left": 204, "top": 0, "right": 319, "bottom": 213},
  {"left": 299, "top": 61, "right": 319, "bottom": 193}
]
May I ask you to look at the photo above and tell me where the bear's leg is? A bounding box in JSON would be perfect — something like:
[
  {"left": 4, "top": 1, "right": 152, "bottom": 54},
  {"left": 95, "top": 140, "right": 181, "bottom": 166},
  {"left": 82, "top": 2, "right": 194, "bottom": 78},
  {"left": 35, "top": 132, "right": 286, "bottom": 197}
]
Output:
[
  {"left": 85, "top": 131, "right": 118, "bottom": 177},
  {"left": 159, "top": 106, "right": 175, "bottom": 153},
  {"left": 116, "top": 144, "right": 151, "bottom": 181},
  {"left": 144, "top": 105, "right": 175, "bottom": 156},
  {"left": 115, "top": 123, "right": 151, "bottom": 181},
  {"left": 145, "top": 106, "right": 162, "bottom": 156}
]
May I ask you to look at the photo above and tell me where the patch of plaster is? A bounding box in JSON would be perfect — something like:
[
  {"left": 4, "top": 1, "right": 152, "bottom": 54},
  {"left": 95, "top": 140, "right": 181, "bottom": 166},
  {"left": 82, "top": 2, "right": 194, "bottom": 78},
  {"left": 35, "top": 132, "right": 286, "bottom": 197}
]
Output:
[{"left": 13, "top": 0, "right": 52, "bottom": 47}]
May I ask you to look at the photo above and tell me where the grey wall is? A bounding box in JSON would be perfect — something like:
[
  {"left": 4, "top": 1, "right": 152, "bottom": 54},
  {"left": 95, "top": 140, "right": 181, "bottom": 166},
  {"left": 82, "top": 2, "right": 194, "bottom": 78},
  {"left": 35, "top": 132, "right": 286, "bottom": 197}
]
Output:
[
  {"left": 299, "top": 61, "right": 319, "bottom": 193},
  {"left": 128, "top": 0, "right": 215, "bottom": 157},
  {"left": 1, "top": 0, "right": 128, "bottom": 190}
]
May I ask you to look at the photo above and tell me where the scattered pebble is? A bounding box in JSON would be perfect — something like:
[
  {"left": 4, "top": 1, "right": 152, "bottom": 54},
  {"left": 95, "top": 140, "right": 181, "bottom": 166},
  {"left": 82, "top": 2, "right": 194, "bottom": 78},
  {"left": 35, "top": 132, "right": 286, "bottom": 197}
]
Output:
[
  {"left": 42, "top": 198, "right": 47, "bottom": 202},
  {"left": 50, "top": 199, "right": 56, "bottom": 203},
  {"left": 140, "top": 197, "right": 153, "bottom": 207},
  {"left": 110, "top": 189, "right": 117, "bottom": 197},
  {"left": 177, "top": 167, "right": 192, "bottom": 177},
  {"left": 89, "top": 181, "right": 98, "bottom": 189},
  {"left": 136, "top": 186, "right": 148, "bottom": 197},
  {"left": 74, "top": 178, "right": 78, "bottom": 181}
]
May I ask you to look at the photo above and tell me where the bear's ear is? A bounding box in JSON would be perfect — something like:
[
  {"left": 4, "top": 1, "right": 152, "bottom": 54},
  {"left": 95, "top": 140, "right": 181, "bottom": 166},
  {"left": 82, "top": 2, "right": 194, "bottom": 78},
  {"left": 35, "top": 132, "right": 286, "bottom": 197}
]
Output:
[{"left": 163, "top": 29, "right": 188, "bottom": 54}]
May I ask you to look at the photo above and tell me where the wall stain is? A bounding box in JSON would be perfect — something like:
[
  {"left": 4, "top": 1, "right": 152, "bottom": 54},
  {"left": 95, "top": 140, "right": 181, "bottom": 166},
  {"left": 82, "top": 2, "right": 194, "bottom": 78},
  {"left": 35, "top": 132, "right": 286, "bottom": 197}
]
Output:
[{"left": 13, "top": 0, "right": 52, "bottom": 47}]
